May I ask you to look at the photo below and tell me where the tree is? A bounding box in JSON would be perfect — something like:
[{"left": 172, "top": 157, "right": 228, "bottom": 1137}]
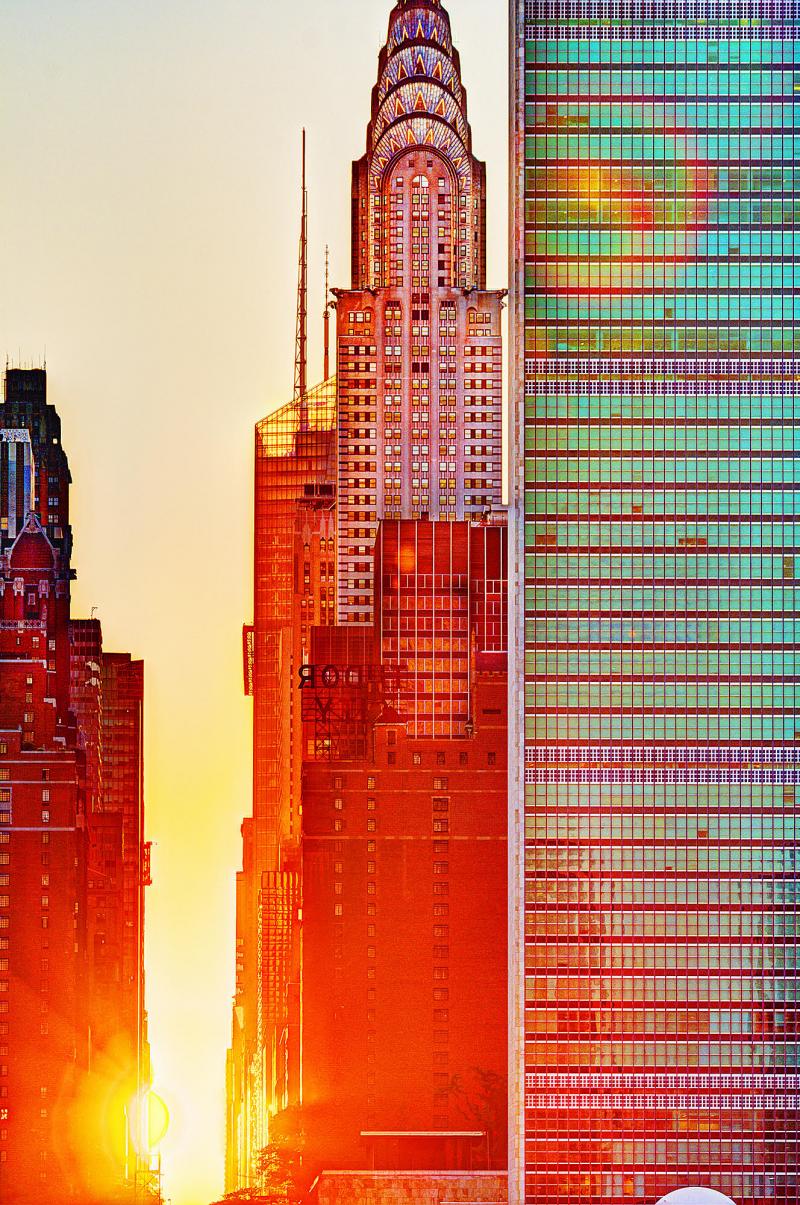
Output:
[
  {"left": 448, "top": 1067, "right": 508, "bottom": 1168},
  {"left": 208, "top": 1118, "right": 307, "bottom": 1205}
]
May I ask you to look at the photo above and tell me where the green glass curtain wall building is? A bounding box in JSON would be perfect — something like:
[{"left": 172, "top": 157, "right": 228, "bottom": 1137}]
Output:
[{"left": 509, "top": 0, "right": 800, "bottom": 1201}]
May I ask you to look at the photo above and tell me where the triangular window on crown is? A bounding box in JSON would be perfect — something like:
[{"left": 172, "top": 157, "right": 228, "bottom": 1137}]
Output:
[
  {"left": 398, "top": 61, "right": 408, "bottom": 79},
  {"left": 433, "top": 60, "right": 443, "bottom": 81},
  {"left": 415, "top": 53, "right": 426, "bottom": 75},
  {"left": 416, "top": 19, "right": 425, "bottom": 38},
  {"left": 424, "top": 127, "right": 435, "bottom": 145},
  {"left": 414, "top": 91, "right": 426, "bottom": 112},
  {"left": 435, "top": 98, "right": 446, "bottom": 117},
  {"left": 396, "top": 98, "right": 405, "bottom": 117}
]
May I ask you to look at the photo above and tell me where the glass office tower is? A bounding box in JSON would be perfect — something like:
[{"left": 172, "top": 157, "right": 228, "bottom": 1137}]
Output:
[{"left": 510, "top": 0, "right": 800, "bottom": 1201}]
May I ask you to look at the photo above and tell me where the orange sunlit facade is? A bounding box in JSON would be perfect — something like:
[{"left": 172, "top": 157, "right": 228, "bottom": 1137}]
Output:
[
  {"left": 228, "top": 0, "right": 508, "bottom": 1195},
  {"left": 300, "top": 518, "right": 508, "bottom": 1170},
  {"left": 228, "top": 379, "right": 337, "bottom": 1187}
]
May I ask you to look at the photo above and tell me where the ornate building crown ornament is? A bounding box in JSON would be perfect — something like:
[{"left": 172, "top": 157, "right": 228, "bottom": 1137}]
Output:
[
  {"left": 367, "top": 0, "right": 473, "bottom": 189},
  {"left": 359, "top": 0, "right": 484, "bottom": 290}
]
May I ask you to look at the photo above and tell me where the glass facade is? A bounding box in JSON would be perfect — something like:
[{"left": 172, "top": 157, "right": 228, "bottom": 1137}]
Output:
[{"left": 510, "top": 0, "right": 800, "bottom": 1200}]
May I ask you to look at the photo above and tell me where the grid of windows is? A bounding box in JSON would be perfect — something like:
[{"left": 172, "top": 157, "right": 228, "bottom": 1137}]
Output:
[
  {"left": 514, "top": 1, "right": 800, "bottom": 1201},
  {"left": 336, "top": 0, "right": 504, "bottom": 628}
]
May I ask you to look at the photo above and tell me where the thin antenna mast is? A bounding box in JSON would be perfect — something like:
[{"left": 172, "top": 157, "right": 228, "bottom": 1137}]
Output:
[
  {"left": 323, "top": 245, "right": 330, "bottom": 381},
  {"left": 294, "top": 129, "right": 308, "bottom": 426}
]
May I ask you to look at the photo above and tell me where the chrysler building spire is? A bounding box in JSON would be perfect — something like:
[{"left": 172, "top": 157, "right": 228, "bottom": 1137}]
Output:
[
  {"left": 336, "top": 0, "right": 503, "bottom": 625},
  {"left": 351, "top": 0, "right": 486, "bottom": 291}
]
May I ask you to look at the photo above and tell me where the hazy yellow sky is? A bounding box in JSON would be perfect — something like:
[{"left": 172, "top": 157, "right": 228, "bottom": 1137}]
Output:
[{"left": 1, "top": 2, "right": 507, "bottom": 1201}]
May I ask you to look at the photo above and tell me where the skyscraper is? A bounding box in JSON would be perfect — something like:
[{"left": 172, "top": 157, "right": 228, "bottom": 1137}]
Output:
[
  {"left": 300, "top": 518, "right": 508, "bottom": 1169},
  {"left": 100, "top": 651, "right": 149, "bottom": 1111},
  {"left": 229, "top": 378, "right": 337, "bottom": 1187},
  {"left": 0, "top": 510, "right": 84, "bottom": 1205},
  {"left": 335, "top": 0, "right": 505, "bottom": 624},
  {"left": 510, "top": 2, "right": 800, "bottom": 1202},
  {"left": 0, "top": 369, "right": 149, "bottom": 1203},
  {"left": 228, "top": 1, "right": 508, "bottom": 1195}
]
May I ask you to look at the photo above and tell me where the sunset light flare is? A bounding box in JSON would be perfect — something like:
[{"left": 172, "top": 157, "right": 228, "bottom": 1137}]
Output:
[{"left": 3, "top": 0, "right": 800, "bottom": 1203}]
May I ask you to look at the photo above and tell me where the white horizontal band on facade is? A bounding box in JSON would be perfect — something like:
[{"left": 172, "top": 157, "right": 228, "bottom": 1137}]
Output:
[
  {"left": 524, "top": 767, "right": 800, "bottom": 784},
  {"left": 526, "top": 1072, "right": 800, "bottom": 1089},
  {"left": 525, "top": 746, "right": 800, "bottom": 764},
  {"left": 524, "top": 357, "right": 800, "bottom": 377},
  {"left": 525, "top": 1095, "right": 800, "bottom": 1110}
]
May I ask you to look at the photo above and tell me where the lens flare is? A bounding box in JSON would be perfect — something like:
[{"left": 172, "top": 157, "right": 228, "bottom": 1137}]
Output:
[{"left": 128, "top": 1087, "right": 170, "bottom": 1158}]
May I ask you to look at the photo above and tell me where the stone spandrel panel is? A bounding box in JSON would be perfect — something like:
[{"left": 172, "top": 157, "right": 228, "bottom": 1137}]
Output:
[{"left": 311, "top": 1172, "right": 508, "bottom": 1205}]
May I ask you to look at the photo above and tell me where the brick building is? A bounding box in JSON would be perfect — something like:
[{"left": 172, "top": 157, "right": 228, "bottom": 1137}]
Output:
[
  {"left": 0, "top": 369, "right": 148, "bottom": 1202},
  {"left": 300, "top": 519, "right": 508, "bottom": 1173},
  {"left": 0, "top": 511, "right": 85, "bottom": 1203}
]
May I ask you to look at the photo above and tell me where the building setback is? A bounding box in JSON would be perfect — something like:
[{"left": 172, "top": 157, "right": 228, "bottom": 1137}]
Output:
[
  {"left": 0, "top": 369, "right": 148, "bottom": 1203},
  {"left": 510, "top": 0, "right": 800, "bottom": 1202}
]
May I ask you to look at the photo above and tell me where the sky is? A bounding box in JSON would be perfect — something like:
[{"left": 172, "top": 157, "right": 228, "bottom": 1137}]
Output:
[{"left": 0, "top": 2, "right": 507, "bottom": 1202}]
